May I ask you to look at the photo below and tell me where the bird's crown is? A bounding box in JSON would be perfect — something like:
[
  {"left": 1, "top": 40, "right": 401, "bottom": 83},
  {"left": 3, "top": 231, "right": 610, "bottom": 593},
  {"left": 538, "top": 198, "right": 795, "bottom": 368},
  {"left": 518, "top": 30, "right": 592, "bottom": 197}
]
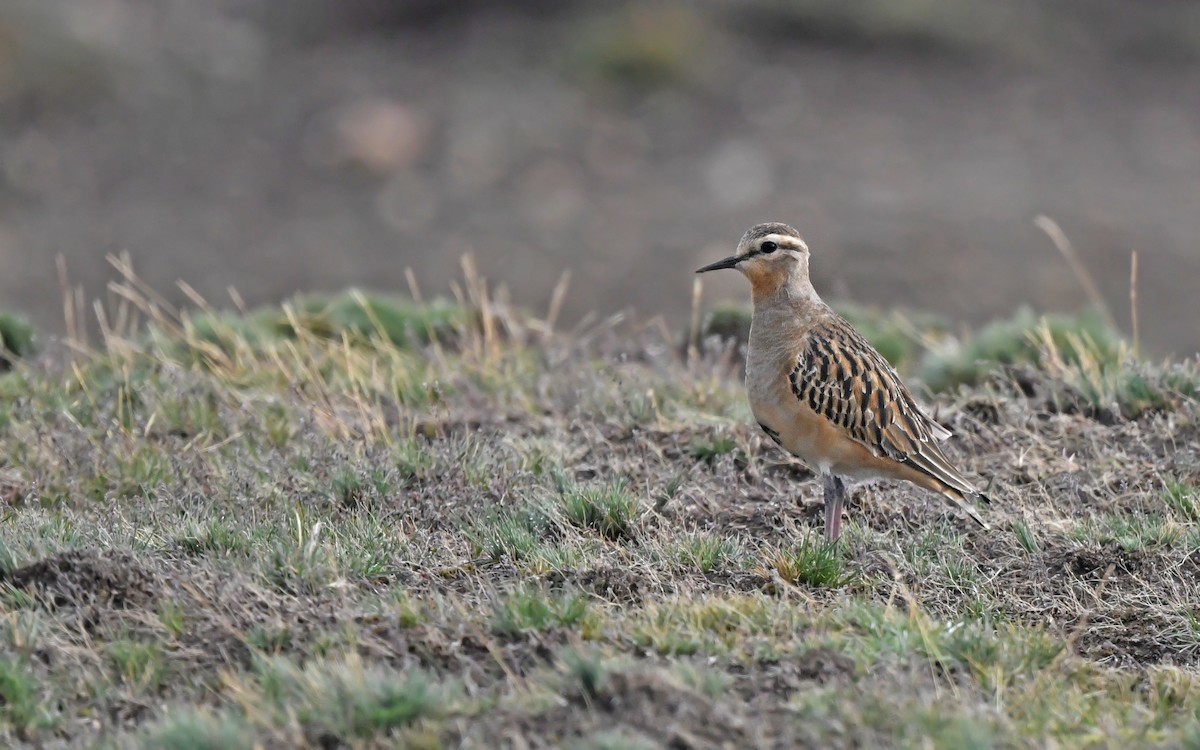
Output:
[{"left": 736, "top": 222, "right": 807, "bottom": 256}]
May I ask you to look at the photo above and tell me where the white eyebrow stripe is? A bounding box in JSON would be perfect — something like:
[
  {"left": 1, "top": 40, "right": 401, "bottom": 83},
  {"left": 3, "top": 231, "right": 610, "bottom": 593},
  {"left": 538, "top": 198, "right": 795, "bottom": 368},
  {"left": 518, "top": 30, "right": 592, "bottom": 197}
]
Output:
[{"left": 761, "top": 234, "right": 808, "bottom": 251}]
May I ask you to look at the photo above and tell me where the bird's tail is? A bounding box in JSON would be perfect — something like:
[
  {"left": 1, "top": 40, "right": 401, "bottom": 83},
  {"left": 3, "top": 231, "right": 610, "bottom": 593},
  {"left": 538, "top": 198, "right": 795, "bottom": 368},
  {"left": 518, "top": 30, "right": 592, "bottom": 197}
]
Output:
[{"left": 941, "top": 487, "right": 990, "bottom": 530}]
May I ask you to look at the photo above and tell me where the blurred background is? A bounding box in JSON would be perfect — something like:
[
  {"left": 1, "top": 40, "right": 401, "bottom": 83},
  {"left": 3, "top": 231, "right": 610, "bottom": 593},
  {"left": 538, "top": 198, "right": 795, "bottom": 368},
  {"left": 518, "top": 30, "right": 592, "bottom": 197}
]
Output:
[{"left": 0, "top": 0, "right": 1197, "bottom": 355}]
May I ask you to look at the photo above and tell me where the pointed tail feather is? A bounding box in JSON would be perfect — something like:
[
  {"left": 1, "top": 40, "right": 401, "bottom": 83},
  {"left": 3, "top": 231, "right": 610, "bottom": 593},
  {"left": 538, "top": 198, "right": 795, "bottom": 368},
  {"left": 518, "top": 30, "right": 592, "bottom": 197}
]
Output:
[{"left": 941, "top": 487, "right": 990, "bottom": 530}]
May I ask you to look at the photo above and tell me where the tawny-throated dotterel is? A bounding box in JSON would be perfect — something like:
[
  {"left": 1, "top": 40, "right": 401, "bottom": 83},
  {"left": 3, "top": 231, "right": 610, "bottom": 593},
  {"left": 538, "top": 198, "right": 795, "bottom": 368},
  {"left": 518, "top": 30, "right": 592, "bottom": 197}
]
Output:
[{"left": 697, "top": 222, "right": 991, "bottom": 542}]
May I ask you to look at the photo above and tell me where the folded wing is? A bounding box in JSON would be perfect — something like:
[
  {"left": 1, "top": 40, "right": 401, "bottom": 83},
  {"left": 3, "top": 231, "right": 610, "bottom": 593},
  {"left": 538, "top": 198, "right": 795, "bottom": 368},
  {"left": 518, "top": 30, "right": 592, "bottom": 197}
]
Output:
[{"left": 789, "top": 316, "right": 987, "bottom": 503}]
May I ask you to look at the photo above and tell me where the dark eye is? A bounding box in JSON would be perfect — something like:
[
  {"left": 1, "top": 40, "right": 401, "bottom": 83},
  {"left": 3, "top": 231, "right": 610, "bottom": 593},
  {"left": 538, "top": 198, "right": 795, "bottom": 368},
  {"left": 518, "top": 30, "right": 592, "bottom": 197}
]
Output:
[{"left": 760, "top": 241, "right": 778, "bottom": 254}]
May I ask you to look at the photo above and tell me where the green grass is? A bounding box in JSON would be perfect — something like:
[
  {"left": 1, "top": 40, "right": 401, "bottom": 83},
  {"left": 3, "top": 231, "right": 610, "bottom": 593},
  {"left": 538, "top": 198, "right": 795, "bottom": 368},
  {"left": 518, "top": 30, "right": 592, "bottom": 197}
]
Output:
[
  {"left": 157, "top": 598, "right": 188, "bottom": 638},
  {"left": 227, "top": 655, "right": 450, "bottom": 743},
  {"left": 687, "top": 431, "right": 742, "bottom": 465},
  {"left": 329, "top": 469, "right": 367, "bottom": 508},
  {"left": 1164, "top": 478, "right": 1200, "bottom": 522},
  {"left": 630, "top": 594, "right": 783, "bottom": 657},
  {"left": 174, "top": 518, "right": 247, "bottom": 557},
  {"left": 466, "top": 502, "right": 558, "bottom": 563},
  {"left": 142, "top": 709, "right": 255, "bottom": 750},
  {"left": 245, "top": 624, "right": 294, "bottom": 654},
  {"left": 697, "top": 304, "right": 753, "bottom": 348},
  {"left": 1071, "top": 511, "right": 1182, "bottom": 552},
  {"left": 920, "top": 307, "right": 1122, "bottom": 391},
  {"left": 164, "top": 291, "right": 466, "bottom": 367},
  {"left": 0, "top": 312, "right": 37, "bottom": 369},
  {"left": 1041, "top": 336, "right": 1200, "bottom": 419},
  {"left": 107, "top": 444, "right": 171, "bottom": 500},
  {"left": 108, "top": 637, "right": 168, "bottom": 690},
  {"left": 491, "top": 585, "right": 598, "bottom": 637},
  {"left": 558, "top": 476, "right": 642, "bottom": 542},
  {"left": 0, "top": 656, "right": 54, "bottom": 738},
  {"left": 669, "top": 531, "right": 748, "bottom": 573},
  {"left": 281, "top": 291, "right": 466, "bottom": 348},
  {"left": 767, "top": 536, "right": 853, "bottom": 588},
  {"left": 1011, "top": 518, "right": 1040, "bottom": 555},
  {"left": 393, "top": 437, "right": 437, "bottom": 483},
  {"left": 557, "top": 647, "right": 609, "bottom": 702},
  {"left": 259, "top": 510, "right": 337, "bottom": 595},
  {"left": 668, "top": 660, "right": 733, "bottom": 698}
]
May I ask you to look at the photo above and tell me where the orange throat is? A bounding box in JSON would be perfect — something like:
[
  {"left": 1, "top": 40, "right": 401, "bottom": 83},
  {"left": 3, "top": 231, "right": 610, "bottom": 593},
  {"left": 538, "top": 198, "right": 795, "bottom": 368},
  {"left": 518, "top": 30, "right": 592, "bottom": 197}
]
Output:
[{"left": 747, "top": 266, "right": 790, "bottom": 301}]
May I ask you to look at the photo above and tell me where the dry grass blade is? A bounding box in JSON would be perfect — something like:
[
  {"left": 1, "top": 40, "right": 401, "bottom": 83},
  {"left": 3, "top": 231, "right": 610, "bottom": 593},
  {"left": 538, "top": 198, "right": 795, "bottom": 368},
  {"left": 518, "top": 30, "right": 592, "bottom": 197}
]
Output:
[
  {"left": 56, "top": 253, "right": 89, "bottom": 353},
  {"left": 688, "top": 276, "right": 704, "bottom": 367},
  {"left": 1034, "top": 215, "right": 1115, "bottom": 329},
  {"left": 545, "top": 270, "right": 572, "bottom": 340}
]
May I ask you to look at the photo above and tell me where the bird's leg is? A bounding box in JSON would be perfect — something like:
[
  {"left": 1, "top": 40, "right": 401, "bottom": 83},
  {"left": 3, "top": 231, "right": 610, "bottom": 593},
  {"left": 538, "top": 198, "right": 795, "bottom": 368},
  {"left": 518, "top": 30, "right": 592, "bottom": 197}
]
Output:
[{"left": 823, "top": 474, "right": 846, "bottom": 544}]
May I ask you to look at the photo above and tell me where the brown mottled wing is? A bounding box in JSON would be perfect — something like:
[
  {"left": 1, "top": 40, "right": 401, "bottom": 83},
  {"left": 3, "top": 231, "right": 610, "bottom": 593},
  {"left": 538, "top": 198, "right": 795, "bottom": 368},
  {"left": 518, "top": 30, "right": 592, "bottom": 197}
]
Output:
[{"left": 790, "top": 316, "right": 985, "bottom": 501}]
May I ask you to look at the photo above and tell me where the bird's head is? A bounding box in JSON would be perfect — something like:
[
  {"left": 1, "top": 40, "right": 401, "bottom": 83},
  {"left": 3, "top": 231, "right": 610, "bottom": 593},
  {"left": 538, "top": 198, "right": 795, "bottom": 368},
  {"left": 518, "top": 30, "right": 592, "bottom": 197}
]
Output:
[{"left": 696, "top": 222, "right": 810, "bottom": 297}]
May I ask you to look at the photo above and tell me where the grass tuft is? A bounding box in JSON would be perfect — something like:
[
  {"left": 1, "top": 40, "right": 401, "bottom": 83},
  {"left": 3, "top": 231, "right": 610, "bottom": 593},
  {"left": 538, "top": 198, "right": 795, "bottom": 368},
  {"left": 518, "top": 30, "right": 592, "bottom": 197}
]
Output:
[
  {"left": 688, "top": 431, "right": 742, "bottom": 465},
  {"left": 169, "top": 292, "right": 466, "bottom": 365},
  {"left": 671, "top": 531, "right": 747, "bottom": 573},
  {"left": 1072, "top": 512, "right": 1181, "bottom": 552},
  {"left": 1037, "top": 330, "right": 1199, "bottom": 419},
  {"left": 235, "top": 654, "right": 448, "bottom": 743},
  {"left": 330, "top": 470, "right": 366, "bottom": 508},
  {"left": 141, "top": 709, "right": 254, "bottom": 750},
  {"left": 491, "top": 585, "right": 597, "bottom": 637},
  {"left": 394, "top": 438, "right": 436, "bottom": 484},
  {"left": 669, "top": 660, "right": 733, "bottom": 697},
  {"left": 1163, "top": 478, "right": 1200, "bottom": 522},
  {"left": 630, "top": 594, "right": 781, "bottom": 657},
  {"left": 559, "top": 477, "right": 641, "bottom": 542},
  {"left": 768, "top": 537, "right": 853, "bottom": 588},
  {"left": 260, "top": 510, "right": 337, "bottom": 595},
  {"left": 0, "top": 656, "right": 54, "bottom": 738},
  {"left": 698, "top": 305, "right": 752, "bottom": 348},
  {"left": 175, "top": 519, "right": 246, "bottom": 557},
  {"left": 467, "top": 502, "right": 558, "bottom": 563},
  {"left": 920, "top": 307, "right": 1122, "bottom": 391},
  {"left": 559, "top": 647, "right": 608, "bottom": 702},
  {"left": 108, "top": 638, "right": 167, "bottom": 689},
  {"left": 1011, "top": 519, "right": 1040, "bottom": 555},
  {"left": 280, "top": 291, "right": 466, "bottom": 349}
]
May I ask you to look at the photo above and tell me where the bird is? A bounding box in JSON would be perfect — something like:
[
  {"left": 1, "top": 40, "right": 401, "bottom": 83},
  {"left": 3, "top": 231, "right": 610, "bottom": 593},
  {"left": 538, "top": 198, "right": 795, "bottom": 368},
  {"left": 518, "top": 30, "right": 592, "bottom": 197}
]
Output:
[{"left": 696, "top": 222, "right": 990, "bottom": 543}]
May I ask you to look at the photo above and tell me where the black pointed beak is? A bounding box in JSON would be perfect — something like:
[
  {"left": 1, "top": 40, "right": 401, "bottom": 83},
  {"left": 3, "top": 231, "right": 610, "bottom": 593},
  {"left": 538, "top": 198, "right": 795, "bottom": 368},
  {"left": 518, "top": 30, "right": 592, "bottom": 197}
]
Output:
[{"left": 695, "top": 255, "right": 740, "bottom": 274}]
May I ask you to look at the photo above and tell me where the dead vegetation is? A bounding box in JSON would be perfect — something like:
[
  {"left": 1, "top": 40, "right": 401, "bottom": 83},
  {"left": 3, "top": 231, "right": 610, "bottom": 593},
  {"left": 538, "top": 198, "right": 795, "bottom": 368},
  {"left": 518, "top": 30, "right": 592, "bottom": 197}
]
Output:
[{"left": 0, "top": 260, "right": 1198, "bottom": 748}]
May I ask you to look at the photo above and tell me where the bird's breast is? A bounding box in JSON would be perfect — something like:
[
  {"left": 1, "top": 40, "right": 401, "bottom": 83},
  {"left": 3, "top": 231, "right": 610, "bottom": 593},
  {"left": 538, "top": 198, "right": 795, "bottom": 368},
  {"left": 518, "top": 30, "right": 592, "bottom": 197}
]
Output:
[{"left": 745, "top": 337, "right": 824, "bottom": 470}]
